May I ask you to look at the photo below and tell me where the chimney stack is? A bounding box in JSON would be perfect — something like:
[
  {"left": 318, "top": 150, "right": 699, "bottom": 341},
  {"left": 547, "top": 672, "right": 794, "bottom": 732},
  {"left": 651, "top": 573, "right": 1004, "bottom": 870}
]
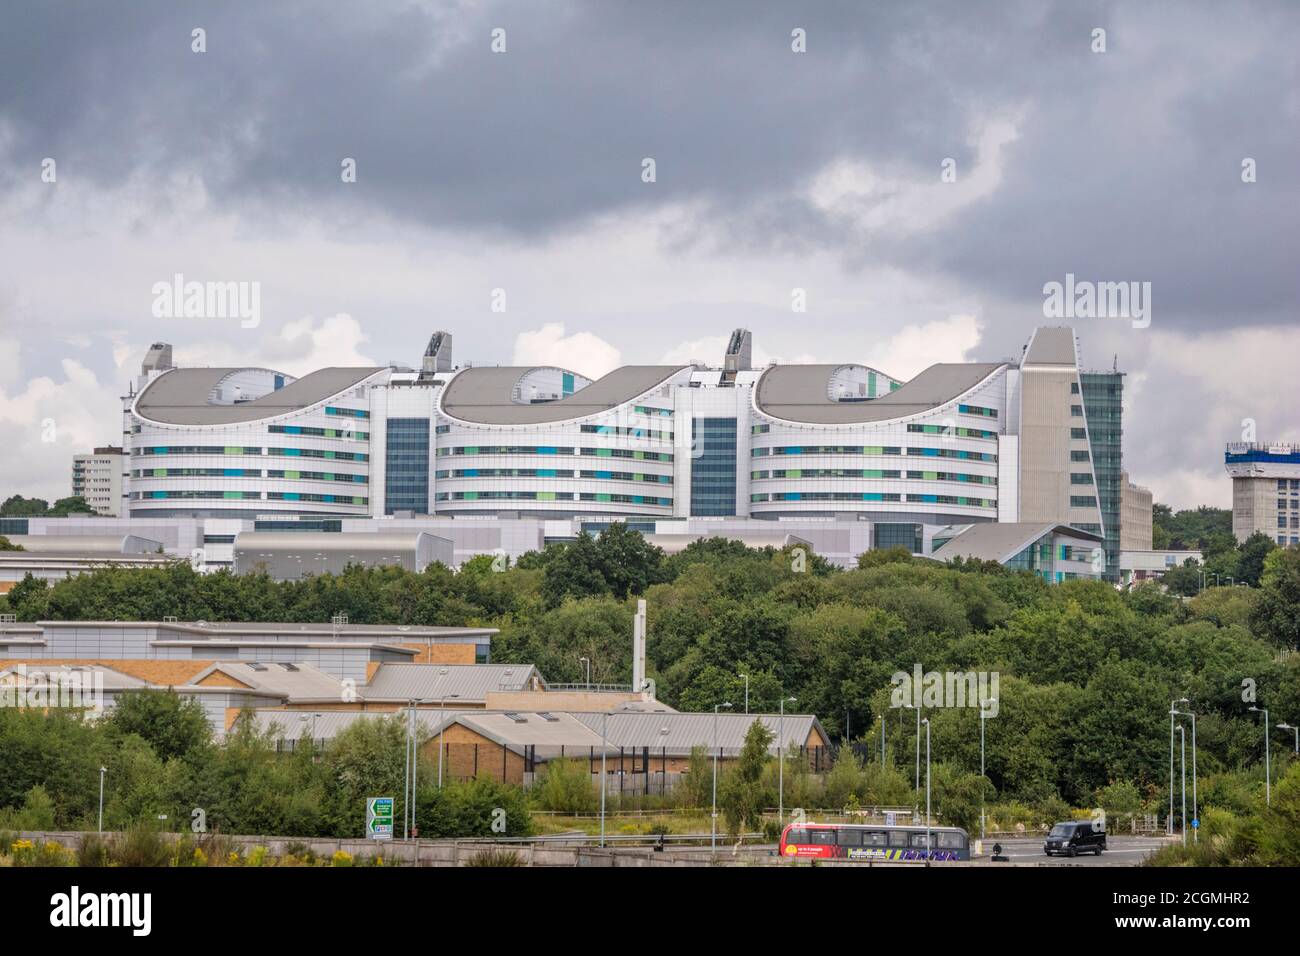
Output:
[{"left": 633, "top": 599, "right": 649, "bottom": 698}]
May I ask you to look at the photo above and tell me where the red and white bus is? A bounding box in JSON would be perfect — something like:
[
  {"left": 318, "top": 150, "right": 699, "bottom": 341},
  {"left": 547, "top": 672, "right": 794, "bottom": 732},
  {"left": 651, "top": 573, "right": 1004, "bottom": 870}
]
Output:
[{"left": 780, "top": 822, "right": 970, "bottom": 861}]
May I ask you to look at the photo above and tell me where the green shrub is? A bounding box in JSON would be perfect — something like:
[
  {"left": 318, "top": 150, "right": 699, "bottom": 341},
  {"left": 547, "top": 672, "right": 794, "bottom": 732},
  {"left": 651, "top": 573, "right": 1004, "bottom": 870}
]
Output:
[
  {"left": 464, "top": 848, "right": 523, "bottom": 867},
  {"left": 111, "top": 823, "right": 172, "bottom": 867}
]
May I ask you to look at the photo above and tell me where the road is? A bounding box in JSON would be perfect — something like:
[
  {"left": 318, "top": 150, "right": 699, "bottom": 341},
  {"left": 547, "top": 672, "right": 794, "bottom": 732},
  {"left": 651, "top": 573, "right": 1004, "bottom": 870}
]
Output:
[{"left": 972, "top": 835, "right": 1171, "bottom": 866}]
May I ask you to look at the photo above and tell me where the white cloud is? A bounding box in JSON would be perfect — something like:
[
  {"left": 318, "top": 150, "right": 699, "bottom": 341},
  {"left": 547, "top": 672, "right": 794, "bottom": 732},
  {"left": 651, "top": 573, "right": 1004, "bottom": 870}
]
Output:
[
  {"left": 870, "top": 315, "right": 983, "bottom": 379},
  {"left": 658, "top": 336, "right": 820, "bottom": 368},
  {"left": 807, "top": 113, "right": 1022, "bottom": 237},
  {"left": 513, "top": 324, "right": 622, "bottom": 379}
]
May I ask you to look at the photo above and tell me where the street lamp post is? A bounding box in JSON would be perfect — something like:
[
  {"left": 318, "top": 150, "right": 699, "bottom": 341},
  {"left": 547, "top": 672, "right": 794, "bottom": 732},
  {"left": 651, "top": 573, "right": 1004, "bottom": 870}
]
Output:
[
  {"left": 778, "top": 696, "right": 796, "bottom": 826},
  {"left": 600, "top": 710, "right": 607, "bottom": 848},
  {"left": 403, "top": 698, "right": 417, "bottom": 839},
  {"left": 579, "top": 657, "right": 590, "bottom": 689},
  {"left": 1178, "top": 724, "right": 1187, "bottom": 847},
  {"left": 1249, "top": 706, "right": 1271, "bottom": 805},
  {"left": 1167, "top": 699, "right": 1177, "bottom": 835},
  {"left": 98, "top": 767, "right": 106, "bottom": 833},
  {"left": 438, "top": 693, "right": 461, "bottom": 787},
  {"left": 880, "top": 714, "right": 886, "bottom": 767},
  {"left": 979, "top": 705, "right": 995, "bottom": 842},
  {"left": 904, "top": 703, "right": 921, "bottom": 795},
  {"left": 739, "top": 673, "right": 749, "bottom": 715},
  {"left": 1278, "top": 722, "right": 1300, "bottom": 754},
  {"left": 711, "top": 702, "right": 733, "bottom": 852},
  {"left": 921, "top": 717, "right": 932, "bottom": 862},
  {"left": 1173, "top": 699, "right": 1197, "bottom": 843}
]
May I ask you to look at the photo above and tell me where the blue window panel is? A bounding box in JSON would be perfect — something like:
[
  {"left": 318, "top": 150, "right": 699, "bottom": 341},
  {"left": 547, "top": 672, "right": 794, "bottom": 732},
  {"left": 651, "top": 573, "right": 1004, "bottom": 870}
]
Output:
[
  {"left": 223, "top": 469, "right": 243, "bottom": 477},
  {"left": 464, "top": 468, "right": 478, "bottom": 477},
  {"left": 537, "top": 469, "right": 557, "bottom": 478},
  {"left": 285, "top": 493, "right": 300, "bottom": 501},
  {"left": 538, "top": 446, "right": 557, "bottom": 455}
]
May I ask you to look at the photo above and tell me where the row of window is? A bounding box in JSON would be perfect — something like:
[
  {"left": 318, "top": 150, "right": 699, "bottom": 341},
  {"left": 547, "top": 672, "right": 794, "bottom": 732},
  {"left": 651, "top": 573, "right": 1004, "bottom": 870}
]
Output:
[
  {"left": 134, "top": 446, "right": 370, "bottom": 462},
  {"left": 435, "top": 491, "right": 672, "bottom": 506},
  {"left": 438, "top": 446, "right": 674, "bottom": 462},
  {"left": 1277, "top": 479, "right": 1300, "bottom": 491},
  {"left": 580, "top": 424, "right": 673, "bottom": 440},
  {"left": 752, "top": 445, "right": 998, "bottom": 462},
  {"left": 132, "top": 467, "right": 367, "bottom": 484},
  {"left": 750, "top": 468, "right": 996, "bottom": 484},
  {"left": 435, "top": 468, "right": 671, "bottom": 484},
  {"left": 634, "top": 405, "right": 673, "bottom": 417},
  {"left": 324, "top": 406, "right": 369, "bottom": 419},
  {"left": 269, "top": 425, "right": 368, "bottom": 440},
  {"left": 906, "top": 424, "right": 998, "bottom": 439},
  {"left": 958, "top": 404, "right": 998, "bottom": 418},
  {"left": 752, "top": 492, "right": 995, "bottom": 507},
  {"left": 132, "top": 489, "right": 368, "bottom": 504}
]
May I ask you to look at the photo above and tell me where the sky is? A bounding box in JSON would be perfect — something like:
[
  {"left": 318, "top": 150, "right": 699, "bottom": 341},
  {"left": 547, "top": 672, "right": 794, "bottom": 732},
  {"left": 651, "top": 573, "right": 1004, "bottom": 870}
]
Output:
[{"left": 1, "top": 0, "right": 1296, "bottom": 509}]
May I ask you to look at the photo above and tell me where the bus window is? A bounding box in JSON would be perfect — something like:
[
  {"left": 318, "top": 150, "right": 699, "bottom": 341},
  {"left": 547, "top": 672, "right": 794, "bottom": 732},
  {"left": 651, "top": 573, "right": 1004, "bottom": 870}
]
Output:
[
  {"left": 937, "top": 831, "right": 965, "bottom": 849},
  {"left": 838, "top": 828, "right": 863, "bottom": 847},
  {"left": 862, "top": 831, "right": 888, "bottom": 847},
  {"left": 888, "top": 829, "right": 909, "bottom": 847},
  {"left": 787, "top": 829, "right": 808, "bottom": 844},
  {"left": 808, "top": 829, "right": 836, "bottom": 846},
  {"left": 910, "top": 832, "right": 935, "bottom": 848}
]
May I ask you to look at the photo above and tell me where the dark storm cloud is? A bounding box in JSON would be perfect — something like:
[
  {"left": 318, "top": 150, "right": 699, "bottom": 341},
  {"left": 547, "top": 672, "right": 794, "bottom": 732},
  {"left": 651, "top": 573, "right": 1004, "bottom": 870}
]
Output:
[{"left": 0, "top": 0, "right": 1295, "bottom": 337}]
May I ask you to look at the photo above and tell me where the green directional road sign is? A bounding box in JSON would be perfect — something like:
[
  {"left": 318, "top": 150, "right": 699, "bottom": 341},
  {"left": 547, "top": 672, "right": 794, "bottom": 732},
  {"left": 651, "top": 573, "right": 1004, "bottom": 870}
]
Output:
[{"left": 367, "top": 796, "right": 394, "bottom": 841}]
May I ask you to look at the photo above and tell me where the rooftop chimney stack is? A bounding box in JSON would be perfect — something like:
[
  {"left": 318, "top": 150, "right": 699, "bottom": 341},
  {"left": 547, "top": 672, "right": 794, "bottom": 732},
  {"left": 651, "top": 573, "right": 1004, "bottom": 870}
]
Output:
[
  {"left": 633, "top": 599, "right": 648, "bottom": 698},
  {"left": 421, "top": 331, "right": 454, "bottom": 378}
]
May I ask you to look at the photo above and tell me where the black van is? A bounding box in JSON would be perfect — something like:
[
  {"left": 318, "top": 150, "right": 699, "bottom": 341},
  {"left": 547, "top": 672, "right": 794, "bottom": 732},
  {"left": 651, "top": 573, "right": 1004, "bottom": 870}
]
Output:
[{"left": 1043, "top": 821, "right": 1106, "bottom": 857}]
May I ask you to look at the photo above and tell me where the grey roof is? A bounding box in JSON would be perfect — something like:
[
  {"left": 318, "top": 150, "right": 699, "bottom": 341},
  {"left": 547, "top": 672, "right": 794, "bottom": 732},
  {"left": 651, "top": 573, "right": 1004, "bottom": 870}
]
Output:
[
  {"left": 645, "top": 532, "right": 812, "bottom": 555},
  {"left": 572, "top": 711, "right": 829, "bottom": 756},
  {"left": 189, "top": 661, "right": 346, "bottom": 702},
  {"left": 35, "top": 620, "right": 496, "bottom": 641},
  {"left": 931, "top": 522, "right": 1104, "bottom": 563},
  {"left": 754, "top": 362, "right": 1005, "bottom": 424},
  {"left": 1022, "top": 327, "right": 1079, "bottom": 366},
  {"left": 0, "top": 663, "right": 150, "bottom": 691},
  {"left": 233, "top": 531, "right": 440, "bottom": 552},
  {"left": 6, "top": 535, "right": 163, "bottom": 554},
  {"left": 363, "top": 663, "right": 543, "bottom": 702},
  {"left": 438, "top": 365, "right": 688, "bottom": 425},
  {"left": 250, "top": 708, "right": 612, "bottom": 754},
  {"left": 134, "top": 366, "right": 385, "bottom": 425}
]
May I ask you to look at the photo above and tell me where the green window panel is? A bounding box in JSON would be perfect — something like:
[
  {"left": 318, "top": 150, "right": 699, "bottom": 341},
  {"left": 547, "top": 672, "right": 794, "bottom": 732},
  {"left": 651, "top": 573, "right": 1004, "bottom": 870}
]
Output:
[
  {"left": 224, "top": 446, "right": 241, "bottom": 455},
  {"left": 538, "top": 491, "right": 556, "bottom": 501}
]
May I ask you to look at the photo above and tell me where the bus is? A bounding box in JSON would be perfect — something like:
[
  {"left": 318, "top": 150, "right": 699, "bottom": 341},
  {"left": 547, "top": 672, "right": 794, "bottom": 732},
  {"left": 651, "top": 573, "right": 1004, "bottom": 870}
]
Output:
[{"left": 779, "top": 822, "right": 971, "bottom": 861}]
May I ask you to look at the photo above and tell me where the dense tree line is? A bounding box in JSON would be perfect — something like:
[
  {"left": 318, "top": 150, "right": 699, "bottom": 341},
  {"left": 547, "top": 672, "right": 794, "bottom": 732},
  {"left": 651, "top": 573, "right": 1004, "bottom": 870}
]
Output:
[{"left": 2, "top": 525, "right": 1299, "bottom": 828}]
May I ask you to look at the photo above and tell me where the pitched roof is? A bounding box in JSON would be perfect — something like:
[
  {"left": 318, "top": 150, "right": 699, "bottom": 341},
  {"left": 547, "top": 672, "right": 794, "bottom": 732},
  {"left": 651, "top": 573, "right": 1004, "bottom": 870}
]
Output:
[
  {"left": 362, "top": 663, "right": 543, "bottom": 702},
  {"left": 188, "top": 661, "right": 346, "bottom": 702},
  {"left": 571, "top": 711, "right": 829, "bottom": 756},
  {"left": 930, "top": 522, "right": 1103, "bottom": 563}
]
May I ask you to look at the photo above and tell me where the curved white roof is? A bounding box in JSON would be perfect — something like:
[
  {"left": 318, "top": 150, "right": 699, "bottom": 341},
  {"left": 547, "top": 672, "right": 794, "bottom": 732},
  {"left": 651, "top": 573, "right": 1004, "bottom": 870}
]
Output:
[
  {"left": 438, "top": 365, "right": 689, "bottom": 425},
  {"left": 133, "top": 366, "right": 386, "bottom": 425}
]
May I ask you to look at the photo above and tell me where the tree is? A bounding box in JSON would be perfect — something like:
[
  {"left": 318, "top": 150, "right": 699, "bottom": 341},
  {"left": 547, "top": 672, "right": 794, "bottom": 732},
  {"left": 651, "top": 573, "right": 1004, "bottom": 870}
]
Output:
[
  {"left": 719, "top": 720, "right": 774, "bottom": 836},
  {"left": 0, "top": 535, "right": 23, "bottom": 551},
  {"left": 593, "top": 522, "right": 665, "bottom": 598},
  {"left": 1236, "top": 532, "right": 1277, "bottom": 588},
  {"left": 1250, "top": 546, "right": 1300, "bottom": 648},
  {"left": 106, "top": 690, "right": 212, "bottom": 762},
  {"left": 541, "top": 533, "right": 609, "bottom": 608}
]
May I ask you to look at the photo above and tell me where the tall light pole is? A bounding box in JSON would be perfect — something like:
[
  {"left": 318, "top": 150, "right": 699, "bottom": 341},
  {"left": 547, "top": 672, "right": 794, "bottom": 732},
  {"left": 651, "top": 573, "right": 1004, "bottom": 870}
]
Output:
[
  {"left": 1178, "top": 724, "right": 1187, "bottom": 847},
  {"left": 1173, "top": 699, "right": 1197, "bottom": 843},
  {"left": 921, "top": 717, "right": 932, "bottom": 861},
  {"left": 904, "top": 702, "right": 921, "bottom": 796},
  {"left": 1278, "top": 722, "right": 1300, "bottom": 754},
  {"left": 880, "top": 714, "right": 886, "bottom": 767},
  {"left": 778, "top": 696, "right": 796, "bottom": 826},
  {"left": 403, "top": 698, "right": 417, "bottom": 839},
  {"left": 438, "top": 693, "right": 460, "bottom": 787},
  {"left": 599, "top": 710, "right": 607, "bottom": 848},
  {"left": 1168, "top": 698, "right": 1177, "bottom": 834},
  {"left": 739, "top": 673, "right": 749, "bottom": 715},
  {"left": 1249, "top": 706, "right": 1271, "bottom": 805},
  {"left": 979, "top": 705, "right": 995, "bottom": 842},
  {"left": 98, "top": 767, "right": 107, "bottom": 833},
  {"left": 580, "top": 657, "right": 591, "bottom": 689},
  {"left": 711, "top": 701, "right": 733, "bottom": 851}
]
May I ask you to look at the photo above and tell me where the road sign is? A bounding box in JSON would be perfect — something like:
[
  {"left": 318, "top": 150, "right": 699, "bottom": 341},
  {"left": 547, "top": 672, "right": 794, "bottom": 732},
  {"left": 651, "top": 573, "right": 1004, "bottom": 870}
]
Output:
[
  {"left": 367, "top": 796, "right": 394, "bottom": 841},
  {"left": 1191, "top": 818, "right": 1199, "bottom": 829}
]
